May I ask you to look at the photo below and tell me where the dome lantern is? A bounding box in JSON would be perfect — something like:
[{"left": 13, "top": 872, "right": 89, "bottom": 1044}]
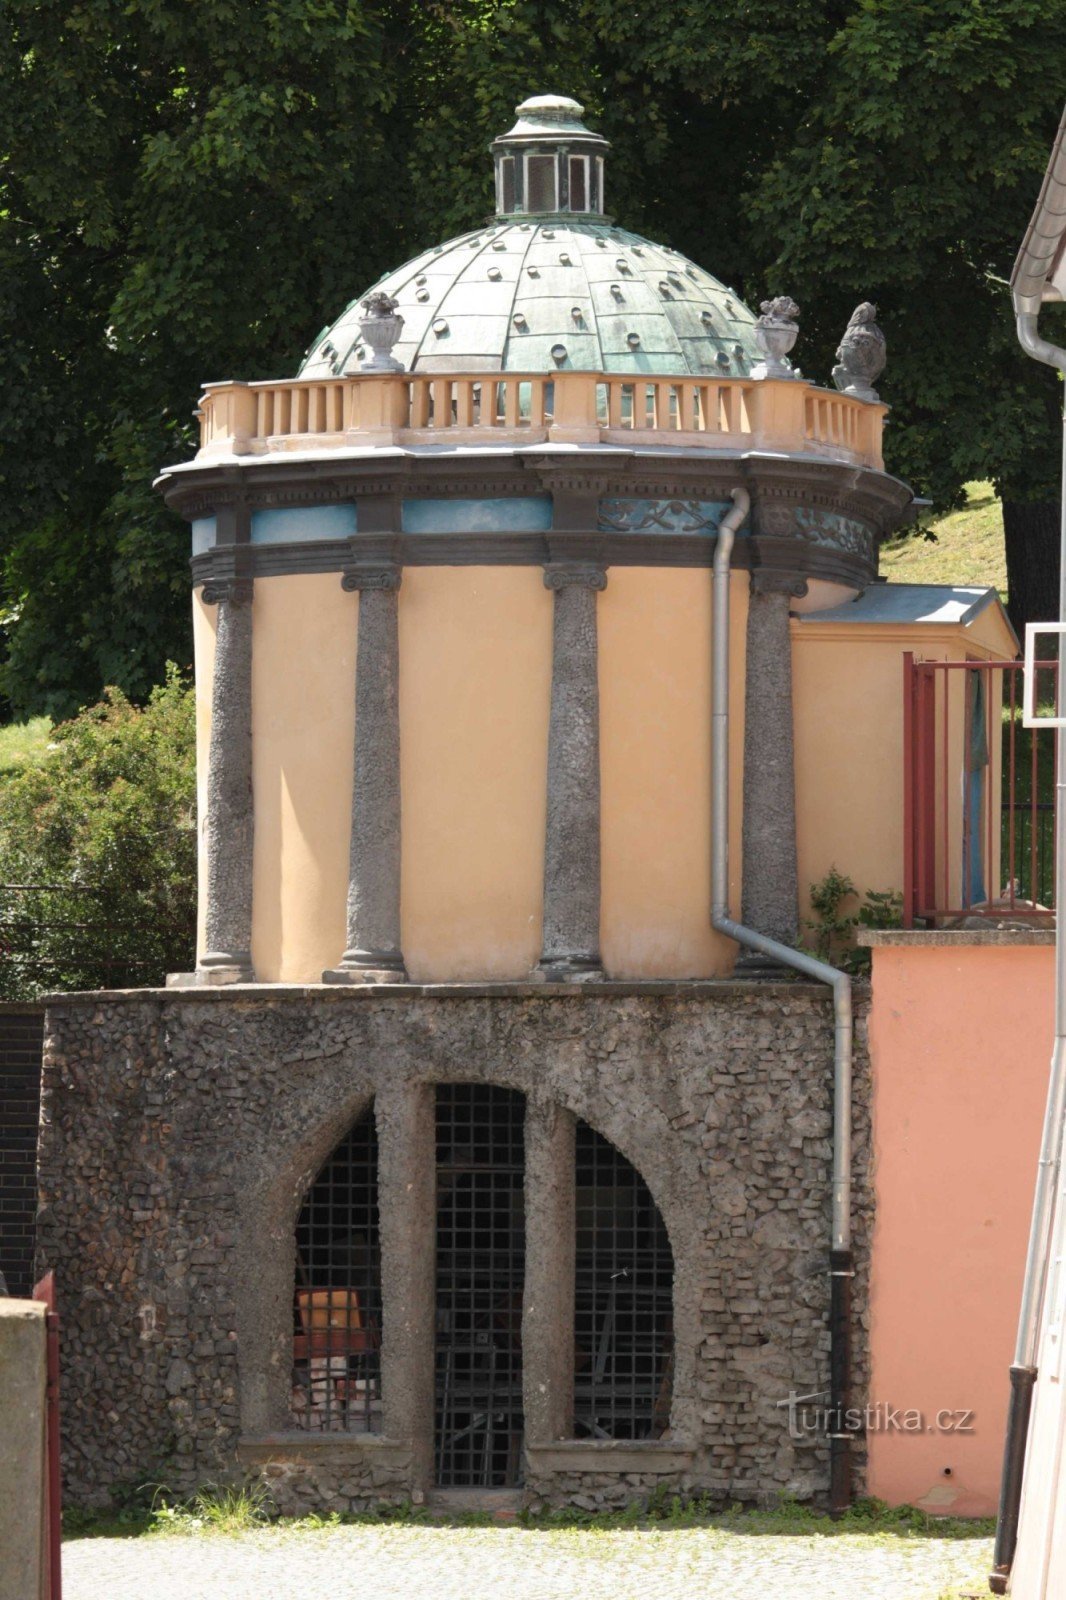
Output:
[{"left": 490, "top": 93, "right": 609, "bottom": 218}]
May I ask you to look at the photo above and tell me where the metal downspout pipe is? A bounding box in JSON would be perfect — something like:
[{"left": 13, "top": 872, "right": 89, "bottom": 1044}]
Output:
[
  {"left": 991, "top": 308, "right": 1066, "bottom": 1594},
  {"left": 711, "top": 487, "right": 856, "bottom": 1512}
]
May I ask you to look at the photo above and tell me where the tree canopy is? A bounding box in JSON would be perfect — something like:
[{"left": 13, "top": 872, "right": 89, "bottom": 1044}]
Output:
[{"left": 2, "top": 0, "right": 1065, "bottom": 717}]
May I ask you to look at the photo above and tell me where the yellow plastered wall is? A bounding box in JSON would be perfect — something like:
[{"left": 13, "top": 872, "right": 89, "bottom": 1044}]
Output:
[
  {"left": 600, "top": 568, "right": 747, "bottom": 977},
  {"left": 792, "top": 616, "right": 1016, "bottom": 918},
  {"left": 398, "top": 566, "right": 552, "bottom": 981},
  {"left": 197, "top": 566, "right": 1017, "bottom": 983},
  {"left": 250, "top": 575, "right": 354, "bottom": 982},
  {"left": 191, "top": 593, "right": 217, "bottom": 962}
]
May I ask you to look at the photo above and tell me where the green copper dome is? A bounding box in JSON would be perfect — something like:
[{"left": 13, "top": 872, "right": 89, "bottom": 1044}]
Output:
[{"left": 298, "top": 96, "right": 761, "bottom": 380}]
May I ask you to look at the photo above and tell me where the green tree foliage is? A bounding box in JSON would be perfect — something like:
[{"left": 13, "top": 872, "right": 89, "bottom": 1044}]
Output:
[
  {"left": 0, "top": 666, "right": 196, "bottom": 995},
  {"left": 2, "top": 1, "right": 1065, "bottom": 718}
]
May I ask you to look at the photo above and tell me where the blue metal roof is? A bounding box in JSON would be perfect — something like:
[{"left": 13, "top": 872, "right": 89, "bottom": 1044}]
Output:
[{"left": 799, "top": 584, "right": 1009, "bottom": 628}]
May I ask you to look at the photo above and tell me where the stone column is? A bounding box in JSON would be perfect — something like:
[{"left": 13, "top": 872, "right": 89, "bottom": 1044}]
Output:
[
  {"left": 376, "top": 1080, "right": 435, "bottom": 1491},
  {"left": 740, "top": 571, "right": 806, "bottom": 951},
  {"left": 522, "top": 1097, "right": 576, "bottom": 1446},
  {"left": 197, "top": 577, "right": 255, "bottom": 982},
  {"left": 324, "top": 565, "right": 407, "bottom": 984},
  {"left": 537, "top": 564, "right": 606, "bottom": 981}
]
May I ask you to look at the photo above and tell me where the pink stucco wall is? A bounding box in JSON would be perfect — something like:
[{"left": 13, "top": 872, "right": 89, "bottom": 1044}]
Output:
[{"left": 866, "top": 941, "right": 1052, "bottom": 1515}]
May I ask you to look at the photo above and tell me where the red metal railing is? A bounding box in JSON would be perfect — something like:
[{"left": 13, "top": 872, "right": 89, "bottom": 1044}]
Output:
[
  {"left": 902, "top": 655, "right": 1057, "bottom": 928},
  {"left": 33, "top": 1270, "right": 62, "bottom": 1600}
]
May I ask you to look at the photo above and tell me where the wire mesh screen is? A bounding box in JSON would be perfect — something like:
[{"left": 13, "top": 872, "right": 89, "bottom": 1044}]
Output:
[
  {"left": 292, "top": 1106, "right": 381, "bottom": 1433},
  {"left": 574, "top": 1121, "right": 674, "bottom": 1439},
  {"left": 435, "top": 1083, "right": 526, "bottom": 1487}
]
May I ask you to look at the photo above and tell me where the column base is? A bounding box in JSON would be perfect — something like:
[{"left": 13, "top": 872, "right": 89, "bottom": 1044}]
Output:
[
  {"left": 167, "top": 954, "right": 255, "bottom": 987},
  {"left": 322, "top": 950, "right": 408, "bottom": 986},
  {"left": 533, "top": 953, "right": 604, "bottom": 984},
  {"left": 733, "top": 947, "right": 804, "bottom": 980}
]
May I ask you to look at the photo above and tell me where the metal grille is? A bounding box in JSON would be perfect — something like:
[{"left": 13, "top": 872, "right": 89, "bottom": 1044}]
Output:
[
  {"left": 435, "top": 1083, "right": 525, "bottom": 1487},
  {"left": 292, "top": 1107, "right": 381, "bottom": 1433},
  {"left": 903, "top": 656, "right": 1058, "bottom": 925},
  {"left": 574, "top": 1121, "right": 674, "bottom": 1439}
]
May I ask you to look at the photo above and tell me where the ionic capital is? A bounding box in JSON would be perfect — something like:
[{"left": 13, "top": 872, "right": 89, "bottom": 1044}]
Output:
[
  {"left": 749, "top": 570, "right": 808, "bottom": 600},
  {"left": 341, "top": 565, "right": 403, "bottom": 593},
  {"left": 201, "top": 576, "right": 254, "bottom": 607},
  {"left": 543, "top": 563, "right": 607, "bottom": 592}
]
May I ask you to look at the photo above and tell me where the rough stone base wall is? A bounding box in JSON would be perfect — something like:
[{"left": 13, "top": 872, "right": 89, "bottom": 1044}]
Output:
[
  {"left": 36, "top": 983, "right": 871, "bottom": 1513},
  {"left": 239, "top": 1439, "right": 414, "bottom": 1517},
  {"left": 0, "top": 1005, "right": 44, "bottom": 1298},
  {"left": 525, "top": 1470, "right": 685, "bottom": 1515}
]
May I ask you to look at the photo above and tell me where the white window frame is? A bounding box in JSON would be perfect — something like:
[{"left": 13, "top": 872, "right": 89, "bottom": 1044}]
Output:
[
  {"left": 1023, "top": 622, "right": 1066, "bottom": 727},
  {"left": 497, "top": 155, "right": 515, "bottom": 214},
  {"left": 567, "top": 154, "right": 589, "bottom": 212}
]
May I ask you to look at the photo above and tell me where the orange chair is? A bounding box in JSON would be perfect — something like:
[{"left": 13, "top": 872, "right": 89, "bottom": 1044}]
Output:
[
  {"left": 294, "top": 1289, "right": 378, "bottom": 1429},
  {"left": 293, "top": 1288, "right": 374, "bottom": 1361}
]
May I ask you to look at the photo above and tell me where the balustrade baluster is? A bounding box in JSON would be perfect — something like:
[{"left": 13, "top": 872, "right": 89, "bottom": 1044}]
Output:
[
  {"left": 410, "top": 380, "right": 430, "bottom": 429},
  {"left": 455, "top": 381, "right": 474, "bottom": 428}
]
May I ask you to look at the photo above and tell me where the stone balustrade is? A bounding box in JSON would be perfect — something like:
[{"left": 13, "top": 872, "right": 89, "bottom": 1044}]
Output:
[{"left": 196, "top": 370, "right": 885, "bottom": 470}]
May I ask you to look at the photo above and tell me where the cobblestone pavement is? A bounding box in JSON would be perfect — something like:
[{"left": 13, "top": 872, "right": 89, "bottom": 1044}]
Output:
[{"left": 64, "top": 1523, "right": 991, "bottom": 1600}]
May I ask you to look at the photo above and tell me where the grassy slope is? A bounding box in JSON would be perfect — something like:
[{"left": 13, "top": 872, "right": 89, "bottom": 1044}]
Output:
[
  {"left": 0, "top": 714, "right": 51, "bottom": 776},
  {"left": 880, "top": 481, "right": 1007, "bottom": 598}
]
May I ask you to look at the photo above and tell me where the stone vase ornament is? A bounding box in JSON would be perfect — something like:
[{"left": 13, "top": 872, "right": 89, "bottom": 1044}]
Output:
[
  {"left": 751, "top": 296, "right": 801, "bottom": 380},
  {"left": 358, "top": 292, "right": 405, "bottom": 372},
  {"left": 832, "top": 302, "right": 886, "bottom": 403}
]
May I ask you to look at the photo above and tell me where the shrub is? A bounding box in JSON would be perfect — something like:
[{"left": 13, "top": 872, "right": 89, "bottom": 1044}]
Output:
[
  {"left": 0, "top": 666, "right": 196, "bottom": 997},
  {"left": 803, "top": 869, "right": 903, "bottom": 975}
]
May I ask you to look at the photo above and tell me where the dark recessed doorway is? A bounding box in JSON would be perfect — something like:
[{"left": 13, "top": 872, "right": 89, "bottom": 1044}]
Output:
[{"left": 434, "top": 1083, "right": 525, "bottom": 1487}]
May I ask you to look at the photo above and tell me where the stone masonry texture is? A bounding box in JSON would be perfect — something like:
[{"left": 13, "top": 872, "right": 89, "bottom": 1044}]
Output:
[
  {"left": 35, "top": 984, "right": 872, "bottom": 1513},
  {"left": 0, "top": 1006, "right": 44, "bottom": 1297}
]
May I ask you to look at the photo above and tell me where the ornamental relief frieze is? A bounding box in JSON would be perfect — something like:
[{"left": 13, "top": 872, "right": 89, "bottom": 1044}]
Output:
[
  {"left": 756, "top": 503, "right": 876, "bottom": 564},
  {"left": 597, "top": 498, "right": 732, "bottom": 534}
]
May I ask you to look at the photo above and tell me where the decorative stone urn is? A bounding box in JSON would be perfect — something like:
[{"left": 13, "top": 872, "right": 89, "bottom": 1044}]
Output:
[
  {"left": 832, "top": 302, "right": 886, "bottom": 403},
  {"left": 358, "top": 292, "right": 405, "bottom": 372},
  {"left": 751, "top": 295, "right": 801, "bottom": 380}
]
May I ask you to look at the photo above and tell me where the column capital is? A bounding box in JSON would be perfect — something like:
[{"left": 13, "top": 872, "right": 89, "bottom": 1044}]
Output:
[
  {"left": 543, "top": 562, "right": 607, "bottom": 592},
  {"left": 201, "top": 576, "right": 253, "bottom": 607},
  {"left": 749, "top": 570, "right": 808, "bottom": 600},
  {"left": 341, "top": 564, "right": 403, "bottom": 593}
]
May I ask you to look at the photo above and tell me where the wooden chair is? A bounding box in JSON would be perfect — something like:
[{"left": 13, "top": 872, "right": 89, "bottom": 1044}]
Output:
[{"left": 294, "top": 1288, "right": 378, "bottom": 1429}]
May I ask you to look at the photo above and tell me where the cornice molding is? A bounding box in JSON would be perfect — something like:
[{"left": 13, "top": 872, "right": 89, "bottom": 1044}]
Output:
[
  {"left": 188, "top": 531, "right": 868, "bottom": 592},
  {"left": 174, "top": 449, "right": 908, "bottom": 593}
]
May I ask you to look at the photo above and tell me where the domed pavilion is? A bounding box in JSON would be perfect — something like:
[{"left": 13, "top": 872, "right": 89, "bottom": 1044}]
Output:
[
  {"left": 157, "top": 92, "right": 924, "bottom": 991},
  {"left": 37, "top": 95, "right": 1016, "bottom": 1522}
]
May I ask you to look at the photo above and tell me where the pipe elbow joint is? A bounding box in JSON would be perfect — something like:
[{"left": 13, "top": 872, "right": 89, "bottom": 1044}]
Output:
[{"left": 1015, "top": 309, "right": 1066, "bottom": 374}]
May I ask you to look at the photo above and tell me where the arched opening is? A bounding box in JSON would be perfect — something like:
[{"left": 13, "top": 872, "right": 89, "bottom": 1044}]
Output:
[
  {"left": 574, "top": 1121, "right": 674, "bottom": 1439},
  {"left": 435, "top": 1083, "right": 525, "bottom": 1487},
  {"left": 291, "top": 1103, "right": 380, "bottom": 1433}
]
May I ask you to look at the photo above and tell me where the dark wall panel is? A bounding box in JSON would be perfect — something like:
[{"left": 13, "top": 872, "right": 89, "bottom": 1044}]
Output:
[{"left": 0, "top": 1005, "right": 44, "bottom": 1297}]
